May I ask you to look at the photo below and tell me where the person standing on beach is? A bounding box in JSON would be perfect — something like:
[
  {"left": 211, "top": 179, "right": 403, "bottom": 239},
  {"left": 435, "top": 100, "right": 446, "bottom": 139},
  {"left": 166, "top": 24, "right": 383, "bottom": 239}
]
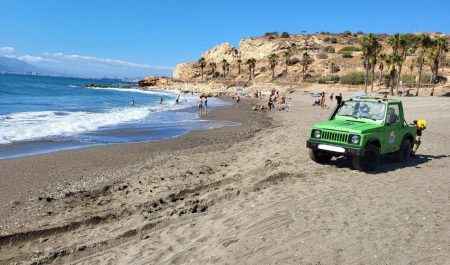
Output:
[
  {"left": 329, "top": 93, "right": 334, "bottom": 108},
  {"left": 335, "top": 93, "right": 343, "bottom": 106},
  {"left": 236, "top": 95, "right": 240, "bottom": 108},
  {"left": 268, "top": 95, "right": 274, "bottom": 111},
  {"left": 204, "top": 96, "right": 208, "bottom": 114}
]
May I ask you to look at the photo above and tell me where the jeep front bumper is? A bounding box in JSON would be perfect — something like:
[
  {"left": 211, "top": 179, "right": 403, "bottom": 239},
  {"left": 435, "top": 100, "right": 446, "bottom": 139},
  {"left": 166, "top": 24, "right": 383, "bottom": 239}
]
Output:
[{"left": 306, "top": 140, "right": 363, "bottom": 156}]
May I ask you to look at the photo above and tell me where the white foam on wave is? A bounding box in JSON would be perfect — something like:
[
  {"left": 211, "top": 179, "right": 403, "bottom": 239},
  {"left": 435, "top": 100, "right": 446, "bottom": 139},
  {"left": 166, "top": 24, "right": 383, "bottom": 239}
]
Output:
[
  {"left": 0, "top": 107, "right": 152, "bottom": 144},
  {"left": 87, "top": 86, "right": 179, "bottom": 97}
]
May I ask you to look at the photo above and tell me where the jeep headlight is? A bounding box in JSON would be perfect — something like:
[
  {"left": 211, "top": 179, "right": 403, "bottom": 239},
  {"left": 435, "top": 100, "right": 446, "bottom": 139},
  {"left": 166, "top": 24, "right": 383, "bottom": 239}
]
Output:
[
  {"left": 349, "top": 135, "right": 360, "bottom": 144},
  {"left": 312, "top": 130, "right": 321, "bottom": 138}
]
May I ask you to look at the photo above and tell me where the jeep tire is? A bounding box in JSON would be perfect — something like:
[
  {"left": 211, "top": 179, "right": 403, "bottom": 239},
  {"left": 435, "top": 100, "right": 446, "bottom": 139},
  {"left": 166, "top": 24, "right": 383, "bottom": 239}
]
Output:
[
  {"left": 394, "top": 138, "right": 412, "bottom": 162},
  {"left": 352, "top": 144, "right": 380, "bottom": 172},
  {"left": 309, "top": 149, "right": 332, "bottom": 164}
]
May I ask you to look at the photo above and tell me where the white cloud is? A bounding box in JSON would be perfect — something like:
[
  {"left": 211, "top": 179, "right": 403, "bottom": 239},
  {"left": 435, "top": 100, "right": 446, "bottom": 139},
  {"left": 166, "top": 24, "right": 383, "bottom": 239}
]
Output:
[
  {"left": 49, "top": 52, "right": 173, "bottom": 70},
  {"left": 0, "top": 46, "right": 15, "bottom": 56},
  {"left": 17, "top": 55, "right": 54, "bottom": 62}
]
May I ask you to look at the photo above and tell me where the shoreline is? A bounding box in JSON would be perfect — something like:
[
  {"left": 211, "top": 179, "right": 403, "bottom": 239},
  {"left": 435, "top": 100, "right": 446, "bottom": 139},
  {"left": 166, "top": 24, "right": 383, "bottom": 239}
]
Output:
[{"left": 0, "top": 96, "right": 270, "bottom": 232}]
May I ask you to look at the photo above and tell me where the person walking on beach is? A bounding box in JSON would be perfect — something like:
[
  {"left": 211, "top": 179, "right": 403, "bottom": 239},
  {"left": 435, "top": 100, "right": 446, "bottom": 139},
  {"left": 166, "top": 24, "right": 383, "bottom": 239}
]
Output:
[
  {"left": 235, "top": 95, "right": 240, "bottom": 109},
  {"left": 197, "top": 96, "right": 203, "bottom": 115},
  {"left": 175, "top": 94, "right": 180, "bottom": 104},
  {"left": 329, "top": 93, "right": 334, "bottom": 108},
  {"left": 412, "top": 119, "right": 427, "bottom": 157}
]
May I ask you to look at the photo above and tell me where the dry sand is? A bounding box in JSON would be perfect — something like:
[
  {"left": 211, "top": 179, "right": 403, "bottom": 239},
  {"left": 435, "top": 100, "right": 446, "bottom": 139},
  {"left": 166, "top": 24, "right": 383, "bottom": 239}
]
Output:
[{"left": 0, "top": 91, "right": 449, "bottom": 265}]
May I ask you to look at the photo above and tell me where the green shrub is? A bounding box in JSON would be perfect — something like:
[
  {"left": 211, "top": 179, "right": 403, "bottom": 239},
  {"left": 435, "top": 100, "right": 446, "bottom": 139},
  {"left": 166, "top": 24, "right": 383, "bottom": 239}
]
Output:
[
  {"left": 340, "top": 72, "right": 366, "bottom": 85},
  {"left": 287, "top": 57, "right": 300, "bottom": 65},
  {"left": 324, "top": 36, "right": 338, "bottom": 44},
  {"left": 280, "top": 32, "right": 290, "bottom": 38},
  {"left": 401, "top": 74, "right": 432, "bottom": 84},
  {"left": 341, "top": 30, "right": 352, "bottom": 36},
  {"left": 330, "top": 64, "right": 340, "bottom": 73},
  {"left": 317, "top": 52, "right": 328, "bottom": 59},
  {"left": 342, "top": 51, "right": 353, "bottom": 58},
  {"left": 339, "top": 46, "right": 361, "bottom": 53},
  {"left": 265, "top": 32, "right": 279, "bottom": 37},
  {"left": 323, "top": 46, "right": 335, "bottom": 53}
]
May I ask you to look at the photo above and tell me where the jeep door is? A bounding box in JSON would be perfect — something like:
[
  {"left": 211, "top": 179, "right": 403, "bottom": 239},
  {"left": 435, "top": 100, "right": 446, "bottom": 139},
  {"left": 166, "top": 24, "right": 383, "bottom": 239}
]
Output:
[{"left": 383, "top": 103, "right": 402, "bottom": 153}]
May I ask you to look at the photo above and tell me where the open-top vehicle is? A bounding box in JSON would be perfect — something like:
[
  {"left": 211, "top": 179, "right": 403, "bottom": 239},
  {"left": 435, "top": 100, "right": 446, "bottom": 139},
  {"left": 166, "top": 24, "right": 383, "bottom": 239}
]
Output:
[{"left": 306, "top": 97, "right": 416, "bottom": 172}]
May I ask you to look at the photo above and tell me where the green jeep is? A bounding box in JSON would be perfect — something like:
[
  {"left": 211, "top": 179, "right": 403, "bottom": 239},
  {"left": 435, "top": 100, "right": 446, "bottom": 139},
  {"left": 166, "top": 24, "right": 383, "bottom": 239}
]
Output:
[{"left": 306, "top": 97, "right": 416, "bottom": 172}]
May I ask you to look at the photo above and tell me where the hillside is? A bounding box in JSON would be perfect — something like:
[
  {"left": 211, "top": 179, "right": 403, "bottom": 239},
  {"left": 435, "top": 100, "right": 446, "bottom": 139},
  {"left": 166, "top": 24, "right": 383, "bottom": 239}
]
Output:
[
  {"left": 0, "top": 56, "right": 43, "bottom": 74},
  {"left": 161, "top": 32, "right": 449, "bottom": 96}
]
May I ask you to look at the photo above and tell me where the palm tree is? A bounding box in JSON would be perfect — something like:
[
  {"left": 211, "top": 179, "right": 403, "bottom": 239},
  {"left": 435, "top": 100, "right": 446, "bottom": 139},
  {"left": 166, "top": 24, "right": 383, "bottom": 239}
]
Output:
[
  {"left": 246, "top": 58, "right": 256, "bottom": 80},
  {"left": 415, "top": 34, "right": 432, "bottom": 96},
  {"left": 300, "top": 52, "right": 311, "bottom": 80},
  {"left": 198, "top": 57, "right": 206, "bottom": 80},
  {"left": 378, "top": 53, "right": 387, "bottom": 86},
  {"left": 428, "top": 37, "right": 449, "bottom": 96},
  {"left": 386, "top": 33, "right": 402, "bottom": 91},
  {"left": 360, "top": 34, "right": 380, "bottom": 93},
  {"left": 209, "top": 62, "right": 217, "bottom": 78},
  {"left": 409, "top": 58, "right": 415, "bottom": 75},
  {"left": 237, "top": 59, "right": 242, "bottom": 75},
  {"left": 386, "top": 53, "right": 403, "bottom": 95},
  {"left": 268, "top": 53, "right": 279, "bottom": 79},
  {"left": 283, "top": 48, "right": 292, "bottom": 77},
  {"left": 370, "top": 42, "right": 382, "bottom": 93},
  {"left": 221, "top": 59, "right": 228, "bottom": 77},
  {"left": 396, "top": 34, "right": 415, "bottom": 94},
  {"left": 387, "top": 33, "right": 401, "bottom": 55}
]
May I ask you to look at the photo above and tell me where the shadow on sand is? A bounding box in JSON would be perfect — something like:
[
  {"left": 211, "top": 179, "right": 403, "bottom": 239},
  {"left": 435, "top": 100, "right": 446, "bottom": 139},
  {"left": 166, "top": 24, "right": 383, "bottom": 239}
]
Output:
[{"left": 329, "top": 154, "right": 449, "bottom": 174}]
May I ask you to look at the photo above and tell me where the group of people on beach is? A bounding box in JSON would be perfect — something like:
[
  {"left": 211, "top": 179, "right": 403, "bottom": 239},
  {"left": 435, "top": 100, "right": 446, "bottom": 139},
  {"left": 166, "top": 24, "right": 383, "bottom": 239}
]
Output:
[
  {"left": 315, "top": 92, "right": 343, "bottom": 108},
  {"left": 198, "top": 95, "right": 208, "bottom": 115},
  {"left": 247, "top": 89, "right": 289, "bottom": 111}
]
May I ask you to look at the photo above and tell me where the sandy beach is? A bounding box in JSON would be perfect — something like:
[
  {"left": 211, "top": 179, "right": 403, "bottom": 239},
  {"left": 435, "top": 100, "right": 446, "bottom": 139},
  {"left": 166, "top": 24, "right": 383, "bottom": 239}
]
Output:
[{"left": 1, "top": 91, "right": 449, "bottom": 265}]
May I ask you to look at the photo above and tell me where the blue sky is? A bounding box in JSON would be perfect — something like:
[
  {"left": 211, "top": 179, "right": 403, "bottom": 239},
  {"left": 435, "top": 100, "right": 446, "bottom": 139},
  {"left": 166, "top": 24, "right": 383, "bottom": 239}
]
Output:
[{"left": 1, "top": 0, "right": 449, "bottom": 78}]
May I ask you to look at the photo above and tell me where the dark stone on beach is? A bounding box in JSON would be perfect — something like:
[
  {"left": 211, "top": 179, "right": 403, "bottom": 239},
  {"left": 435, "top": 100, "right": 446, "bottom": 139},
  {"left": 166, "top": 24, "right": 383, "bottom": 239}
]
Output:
[{"left": 46, "top": 197, "right": 54, "bottom": 202}]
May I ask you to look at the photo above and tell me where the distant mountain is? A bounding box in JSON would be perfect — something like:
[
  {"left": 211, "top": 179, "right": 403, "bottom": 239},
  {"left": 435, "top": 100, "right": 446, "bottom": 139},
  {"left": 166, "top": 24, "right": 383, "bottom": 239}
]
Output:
[{"left": 0, "top": 56, "right": 43, "bottom": 74}]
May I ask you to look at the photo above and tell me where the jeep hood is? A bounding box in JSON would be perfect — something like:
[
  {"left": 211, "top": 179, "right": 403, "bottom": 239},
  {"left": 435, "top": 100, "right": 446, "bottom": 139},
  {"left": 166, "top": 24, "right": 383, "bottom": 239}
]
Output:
[{"left": 313, "top": 119, "right": 381, "bottom": 134}]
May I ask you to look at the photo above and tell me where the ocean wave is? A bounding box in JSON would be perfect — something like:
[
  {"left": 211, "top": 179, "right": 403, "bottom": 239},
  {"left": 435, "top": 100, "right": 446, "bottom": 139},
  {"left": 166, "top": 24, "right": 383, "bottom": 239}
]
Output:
[
  {"left": 86, "top": 86, "right": 179, "bottom": 97},
  {"left": 0, "top": 107, "right": 150, "bottom": 144}
]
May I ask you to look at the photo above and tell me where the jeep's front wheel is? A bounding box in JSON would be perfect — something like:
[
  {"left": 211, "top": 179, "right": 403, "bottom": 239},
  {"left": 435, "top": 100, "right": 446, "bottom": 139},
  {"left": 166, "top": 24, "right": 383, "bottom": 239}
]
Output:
[
  {"left": 309, "top": 149, "right": 332, "bottom": 164},
  {"left": 394, "top": 138, "right": 412, "bottom": 162},
  {"left": 352, "top": 144, "right": 380, "bottom": 172}
]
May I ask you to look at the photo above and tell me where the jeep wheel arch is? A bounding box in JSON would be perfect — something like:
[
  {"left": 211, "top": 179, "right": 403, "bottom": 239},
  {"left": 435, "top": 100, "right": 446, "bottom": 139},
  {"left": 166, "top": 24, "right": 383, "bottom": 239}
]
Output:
[{"left": 366, "top": 138, "right": 381, "bottom": 150}]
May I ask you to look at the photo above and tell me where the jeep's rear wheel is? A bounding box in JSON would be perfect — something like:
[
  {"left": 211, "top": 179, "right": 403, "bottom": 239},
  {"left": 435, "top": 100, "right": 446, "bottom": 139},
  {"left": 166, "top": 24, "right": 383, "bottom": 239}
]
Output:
[
  {"left": 352, "top": 144, "right": 380, "bottom": 172},
  {"left": 309, "top": 149, "right": 332, "bottom": 164},
  {"left": 394, "top": 138, "right": 412, "bottom": 162}
]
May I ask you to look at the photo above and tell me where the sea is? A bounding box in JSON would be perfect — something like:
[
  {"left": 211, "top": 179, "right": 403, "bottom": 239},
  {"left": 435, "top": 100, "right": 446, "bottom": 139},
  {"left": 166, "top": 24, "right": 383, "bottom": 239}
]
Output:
[{"left": 0, "top": 74, "right": 235, "bottom": 159}]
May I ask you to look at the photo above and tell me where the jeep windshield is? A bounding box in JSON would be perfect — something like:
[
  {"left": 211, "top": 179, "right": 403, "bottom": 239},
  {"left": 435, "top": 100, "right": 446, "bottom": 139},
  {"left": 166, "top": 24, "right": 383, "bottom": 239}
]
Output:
[{"left": 335, "top": 101, "right": 386, "bottom": 121}]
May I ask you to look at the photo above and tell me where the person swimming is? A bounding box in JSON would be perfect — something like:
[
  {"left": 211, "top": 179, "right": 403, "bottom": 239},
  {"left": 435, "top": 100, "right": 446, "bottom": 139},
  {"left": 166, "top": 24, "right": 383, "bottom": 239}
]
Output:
[
  {"left": 160, "top": 97, "right": 164, "bottom": 104},
  {"left": 175, "top": 94, "right": 180, "bottom": 104},
  {"left": 130, "top": 99, "right": 135, "bottom": 106}
]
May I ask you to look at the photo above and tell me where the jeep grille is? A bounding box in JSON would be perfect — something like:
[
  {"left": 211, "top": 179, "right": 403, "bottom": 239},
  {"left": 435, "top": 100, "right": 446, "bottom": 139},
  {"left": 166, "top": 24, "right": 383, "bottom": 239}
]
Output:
[{"left": 321, "top": 130, "right": 349, "bottom": 143}]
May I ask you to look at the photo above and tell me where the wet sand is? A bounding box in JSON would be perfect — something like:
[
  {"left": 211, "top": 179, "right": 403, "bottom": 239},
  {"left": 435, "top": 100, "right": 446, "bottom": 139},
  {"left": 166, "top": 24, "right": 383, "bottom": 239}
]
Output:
[{"left": 1, "top": 92, "right": 449, "bottom": 265}]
